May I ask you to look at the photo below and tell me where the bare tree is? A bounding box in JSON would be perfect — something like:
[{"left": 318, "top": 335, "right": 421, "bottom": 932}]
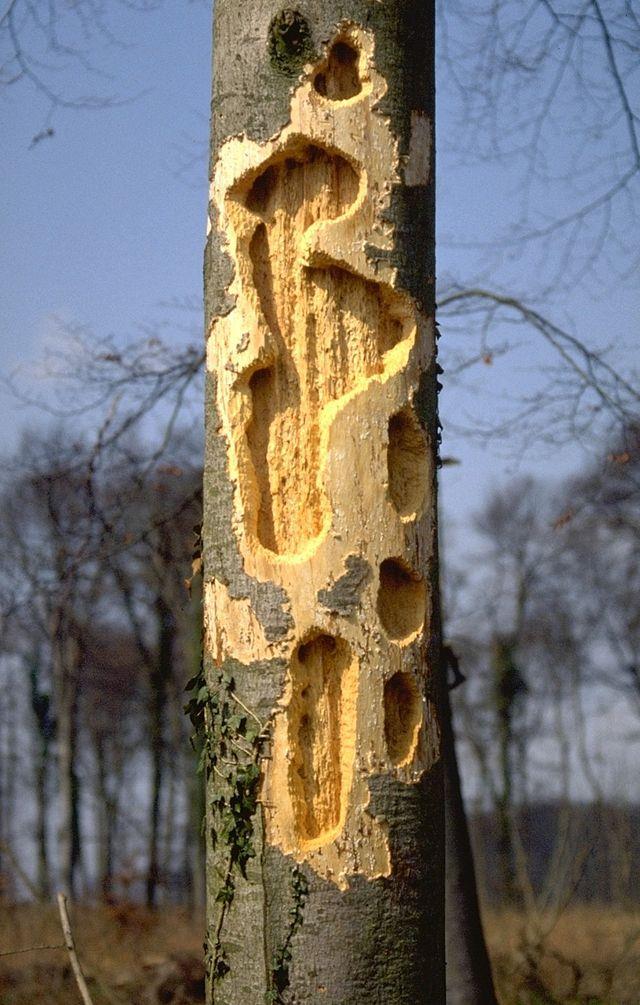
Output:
[
  {"left": 438, "top": 288, "right": 640, "bottom": 450},
  {"left": 439, "top": 0, "right": 640, "bottom": 285},
  {"left": 555, "top": 423, "right": 640, "bottom": 713},
  {"left": 0, "top": 0, "right": 164, "bottom": 139},
  {"left": 78, "top": 625, "right": 144, "bottom": 898},
  {"left": 0, "top": 430, "right": 116, "bottom": 895},
  {"left": 25, "top": 645, "right": 54, "bottom": 899}
]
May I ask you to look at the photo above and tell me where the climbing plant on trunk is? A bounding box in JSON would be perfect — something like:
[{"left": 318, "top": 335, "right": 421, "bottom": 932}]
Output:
[{"left": 200, "top": 3, "right": 443, "bottom": 1002}]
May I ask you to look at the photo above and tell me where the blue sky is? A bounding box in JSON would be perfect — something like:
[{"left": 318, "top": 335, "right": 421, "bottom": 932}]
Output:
[
  {"left": 1, "top": 1, "right": 638, "bottom": 538},
  {"left": 0, "top": 2, "right": 210, "bottom": 428}
]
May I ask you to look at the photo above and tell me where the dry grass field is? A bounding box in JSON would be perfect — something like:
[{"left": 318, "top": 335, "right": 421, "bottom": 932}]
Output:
[
  {"left": 485, "top": 906, "right": 640, "bottom": 1004},
  {"left": 0, "top": 902, "right": 205, "bottom": 1004},
  {"left": 0, "top": 902, "right": 638, "bottom": 1004}
]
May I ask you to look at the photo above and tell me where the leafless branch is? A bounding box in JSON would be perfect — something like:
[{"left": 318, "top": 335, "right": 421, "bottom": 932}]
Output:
[
  {"left": 438, "top": 0, "right": 640, "bottom": 281},
  {"left": 438, "top": 285, "right": 639, "bottom": 448},
  {"left": 0, "top": 941, "right": 65, "bottom": 959},
  {"left": 1, "top": 0, "right": 159, "bottom": 136},
  {"left": 57, "top": 892, "right": 95, "bottom": 1005}
]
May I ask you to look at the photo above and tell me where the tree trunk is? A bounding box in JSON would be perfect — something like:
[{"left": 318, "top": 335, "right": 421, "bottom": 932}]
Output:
[
  {"left": 162, "top": 740, "right": 177, "bottom": 895},
  {"left": 493, "top": 635, "right": 526, "bottom": 906},
  {"left": 0, "top": 697, "right": 6, "bottom": 897},
  {"left": 26, "top": 649, "right": 53, "bottom": 899},
  {"left": 34, "top": 753, "right": 50, "bottom": 899},
  {"left": 185, "top": 576, "right": 206, "bottom": 915},
  {"left": 53, "top": 615, "right": 81, "bottom": 898},
  {"left": 2, "top": 676, "right": 18, "bottom": 898},
  {"left": 442, "top": 656, "right": 499, "bottom": 1005},
  {"left": 146, "top": 593, "right": 175, "bottom": 908},
  {"left": 186, "top": 735, "right": 206, "bottom": 914},
  {"left": 202, "top": 3, "right": 442, "bottom": 1002},
  {"left": 95, "top": 733, "right": 117, "bottom": 899}
]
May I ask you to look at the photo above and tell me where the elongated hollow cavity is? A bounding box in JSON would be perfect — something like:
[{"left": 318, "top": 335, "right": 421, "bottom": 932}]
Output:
[
  {"left": 387, "top": 407, "right": 428, "bottom": 519},
  {"left": 377, "top": 557, "right": 427, "bottom": 641},
  {"left": 384, "top": 671, "right": 422, "bottom": 766},
  {"left": 288, "top": 633, "right": 357, "bottom": 845}
]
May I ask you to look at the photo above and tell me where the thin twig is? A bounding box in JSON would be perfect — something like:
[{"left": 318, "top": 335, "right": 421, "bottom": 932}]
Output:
[
  {"left": 56, "top": 892, "right": 95, "bottom": 1005},
  {"left": 0, "top": 942, "right": 65, "bottom": 959}
]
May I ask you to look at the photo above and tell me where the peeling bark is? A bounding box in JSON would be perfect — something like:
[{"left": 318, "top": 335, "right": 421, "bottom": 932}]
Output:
[{"left": 203, "top": 4, "right": 441, "bottom": 1002}]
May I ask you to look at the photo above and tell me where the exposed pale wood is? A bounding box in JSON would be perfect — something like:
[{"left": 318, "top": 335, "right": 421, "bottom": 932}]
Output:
[
  {"left": 207, "top": 21, "right": 436, "bottom": 888},
  {"left": 204, "top": 5, "right": 441, "bottom": 1001}
]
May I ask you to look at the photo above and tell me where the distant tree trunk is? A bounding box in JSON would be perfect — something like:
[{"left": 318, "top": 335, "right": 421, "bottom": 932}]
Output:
[
  {"left": 0, "top": 678, "right": 15, "bottom": 898},
  {"left": 185, "top": 733, "right": 206, "bottom": 915},
  {"left": 146, "top": 593, "right": 175, "bottom": 908},
  {"left": 2, "top": 676, "right": 18, "bottom": 898},
  {"left": 27, "top": 649, "right": 52, "bottom": 900},
  {"left": 0, "top": 694, "right": 6, "bottom": 896},
  {"left": 162, "top": 734, "right": 178, "bottom": 894},
  {"left": 442, "top": 651, "right": 499, "bottom": 1005},
  {"left": 493, "top": 635, "right": 527, "bottom": 905},
  {"left": 52, "top": 610, "right": 81, "bottom": 898},
  {"left": 34, "top": 754, "right": 50, "bottom": 899},
  {"left": 185, "top": 576, "right": 206, "bottom": 915},
  {"left": 95, "top": 733, "right": 117, "bottom": 899},
  {"left": 202, "top": 3, "right": 443, "bottom": 1002}
]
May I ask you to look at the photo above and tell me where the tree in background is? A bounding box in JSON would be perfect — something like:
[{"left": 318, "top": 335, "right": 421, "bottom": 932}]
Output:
[
  {"left": 0, "top": 426, "right": 203, "bottom": 905},
  {"left": 0, "top": 430, "right": 107, "bottom": 896},
  {"left": 445, "top": 428, "right": 640, "bottom": 994}
]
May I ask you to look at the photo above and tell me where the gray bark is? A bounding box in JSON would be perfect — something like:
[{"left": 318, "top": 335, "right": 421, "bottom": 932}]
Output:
[{"left": 204, "top": 3, "right": 442, "bottom": 1002}]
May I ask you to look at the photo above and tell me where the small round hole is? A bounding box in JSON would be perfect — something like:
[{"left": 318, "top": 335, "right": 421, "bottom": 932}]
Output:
[{"left": 313, "top": 40, "right": 361, "bottom": 100}]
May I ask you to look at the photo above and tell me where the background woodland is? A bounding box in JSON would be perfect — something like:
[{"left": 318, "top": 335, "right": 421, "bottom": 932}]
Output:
[{"left": 1, "top": 1, "right": 639, "bottom": 1002}]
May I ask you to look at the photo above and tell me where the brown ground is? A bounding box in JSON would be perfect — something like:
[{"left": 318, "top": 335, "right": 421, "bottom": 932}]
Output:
[
  {"left": 485, "top": 906, "right": 640, "bottom": 1004},
  {"left": 1, "top": 902, "right": 638, "bottom": 1004},
  {"left": 0, "top": 902, "right": 205, "bottom": 1005}
]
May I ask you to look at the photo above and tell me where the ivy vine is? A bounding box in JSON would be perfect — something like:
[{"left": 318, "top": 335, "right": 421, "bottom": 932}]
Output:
[
  {"left": 266, "top": 864, "right": 309, "bottom": 1004},
  {"left": 185, "top": 660, "right": 266, "bottom": 986}
]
